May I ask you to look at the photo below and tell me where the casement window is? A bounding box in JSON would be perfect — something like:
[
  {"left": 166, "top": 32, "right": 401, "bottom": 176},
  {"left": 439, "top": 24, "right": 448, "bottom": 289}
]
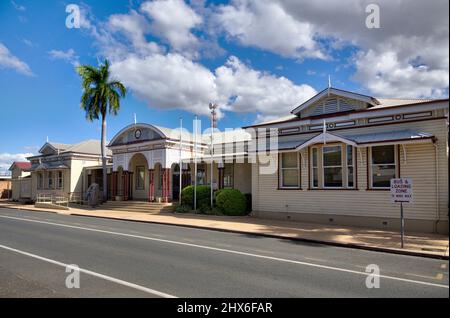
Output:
[
  {"left": 370, "top": 145, "right": 396, "bottom": 188},
  {"left": 322, "top": 145, "right": 343, "bottom": 188},
  {"left": 48, "top": 171, "right": 54, "bottom": 189},
  {"left": 223, "top": 163, "right": 234, "bottom": 188},
  {"left": 135, "top": 166, "right": 145, "bottom": 190},
  {"left": 280, "top": 152, "right": 300, "bottom": 188},
  {"left": 311, "top": 147, "right": 319, "bottom": 188},
  {"left": 37, "top": 172, "right": 43, "bottom": 189},
  {"left": 347, "top": 145, "right": 355, "bottom": 188},
  {"left": 57, "top": 171, "right": 63, "bottom": 189}
]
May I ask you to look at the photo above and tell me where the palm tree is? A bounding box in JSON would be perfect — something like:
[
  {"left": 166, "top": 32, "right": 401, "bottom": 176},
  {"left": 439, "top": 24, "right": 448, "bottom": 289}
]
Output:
[{"left": 77, "top": 59, "right": 126, "bottom": 202}]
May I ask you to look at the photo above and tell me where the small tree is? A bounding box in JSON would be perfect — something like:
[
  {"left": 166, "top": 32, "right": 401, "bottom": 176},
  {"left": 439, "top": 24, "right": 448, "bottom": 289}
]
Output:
[{"left": 77, "top": 59, "right": 126, "bottom": 201}]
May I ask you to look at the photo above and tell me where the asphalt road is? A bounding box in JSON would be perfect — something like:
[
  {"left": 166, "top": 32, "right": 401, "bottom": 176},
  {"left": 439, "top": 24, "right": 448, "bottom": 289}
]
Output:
[{"left": 0, "top": 208, "right": 448, "bottom": 298}]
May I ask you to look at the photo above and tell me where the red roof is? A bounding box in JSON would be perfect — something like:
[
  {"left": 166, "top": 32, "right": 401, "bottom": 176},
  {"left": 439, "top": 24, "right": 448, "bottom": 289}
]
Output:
[{"left": 11, "top": 162, "right": 31, "bottom": 170}]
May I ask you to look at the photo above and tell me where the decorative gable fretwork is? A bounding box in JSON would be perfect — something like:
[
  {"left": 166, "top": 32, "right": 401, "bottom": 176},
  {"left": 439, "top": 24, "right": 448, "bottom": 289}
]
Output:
[{"left": 301, "top": 96, "right": 366, "bottom": 118}]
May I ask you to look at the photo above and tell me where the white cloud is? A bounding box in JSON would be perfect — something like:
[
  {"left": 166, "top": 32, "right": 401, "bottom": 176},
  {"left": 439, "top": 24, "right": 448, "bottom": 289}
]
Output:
[
  {"left": 215, "top": 56, "right": 317, "bottom": 116},
  {"left": 48, "top": 49, "right": 80, "bottom": 66},
  {"left": 111, "top": 53, "right": 218, "bottom": 116},
  {"left": 0, "top": 42, "right": 33, "bottom": 76},
  {"left": 275, "top": 0, "right": 449, "bottom": 98},
  {"left": 0, "top": 153, "right": 33, "bottom": 172},
  {"left": 11, "top": 1, "right": 25, "bottom": 11},
  {"left": 214, "top": 0, "right": 326, "bottom": 60},
  {"left": 140, "top": 0, "right": 203, "bottom": 59},
  {"left": 108, "top": 9, "right": 163, "bottom": 57},
  {"left": 214, "top": 0, "right": 448, "bottom": 98},
  {"left": 111, "top": 53, "right": 316, "bottom": 119}
]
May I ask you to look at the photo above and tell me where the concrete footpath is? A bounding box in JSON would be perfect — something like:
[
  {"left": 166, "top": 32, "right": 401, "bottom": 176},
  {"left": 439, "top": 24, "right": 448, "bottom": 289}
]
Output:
[{"left": 0, "top": 201, "right": 448, "bottom": 259}]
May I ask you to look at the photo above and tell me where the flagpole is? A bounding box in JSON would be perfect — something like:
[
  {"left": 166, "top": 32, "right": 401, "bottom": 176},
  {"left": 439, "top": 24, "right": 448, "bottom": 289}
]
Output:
[
  {"left": 179, "top": 117, "right": 183, "bottom": 206},
  {"left": 193, "top": 115, "right": 198, "bottom": 212}
]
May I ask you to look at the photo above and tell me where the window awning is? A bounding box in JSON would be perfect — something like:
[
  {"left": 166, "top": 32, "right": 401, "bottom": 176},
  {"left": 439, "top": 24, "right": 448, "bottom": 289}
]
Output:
[
  {"left": 27, "top": 162, "right": 69, "bottom": 171},
  {"left": 257, "top": 129, "right": 435, "bottom": 152}
]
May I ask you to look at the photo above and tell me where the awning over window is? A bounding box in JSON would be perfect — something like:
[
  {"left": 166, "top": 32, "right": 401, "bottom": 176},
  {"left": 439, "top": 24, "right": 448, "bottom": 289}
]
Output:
[
  {"left": 256, "top": 129, "right": 435, "bottom": 152},
  {"left": 27, "top": 162, "right": 69, "bottom": 172}
]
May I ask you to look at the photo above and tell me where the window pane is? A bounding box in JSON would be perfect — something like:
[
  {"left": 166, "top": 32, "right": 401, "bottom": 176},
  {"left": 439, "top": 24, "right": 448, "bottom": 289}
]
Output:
[
  {"left": 348, "top": 167, "right": 354, "bottom": 187},
  {"left": 324, "top": 167, "right": 342, "bottom": 187},
  {"left": 372, "top": 145, "right": 395, "bottom": 164},
  {"left": 282, "top": 153, "right": 297, "bottom": 168},
  {"left": 312, "top": 148, "right": 318, "bottom": 167},
  {"left": 282, "top": 170, "right": 299, "bottom": 187},
  {"left": 224, "top": 164, "right": 233, "bottom": 188},
  {"left": 323, "top": 146, "right": 341, "bottom": 166},
  {"left": 313, "top": 168, "right": 318, "bottom": 187},
  {"left": 347, "top": 146, "right": 353, "bottom": 166},
  {"left": 372, "top": 164, "right": 395, "bottom": 188}
]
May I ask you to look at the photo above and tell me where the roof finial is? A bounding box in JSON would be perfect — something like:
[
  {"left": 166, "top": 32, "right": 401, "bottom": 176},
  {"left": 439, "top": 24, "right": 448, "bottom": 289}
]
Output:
[
  {"left": 46, "top": 136, "right": 49, "bottom": 143},
  {"left": 134, "top": 113, "right": 137, "bottom": 125}
]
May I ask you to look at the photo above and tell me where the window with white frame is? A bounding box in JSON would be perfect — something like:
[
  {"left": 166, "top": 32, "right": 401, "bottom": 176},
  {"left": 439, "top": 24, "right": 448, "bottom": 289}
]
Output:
[
  {"left": 223, "top": 163, "right": 233, "bottom": 188},
  {"left": 57, "top": 171, "right": 63, "bottom": 189},
  {"left": 347, "top": 145, "right": 355, "bottom": 188},
  {"left": 197, "top": 164, "right": 206, "bottom": 185},
  {"left": 371, "top": 145, "right": 396, "bottom": 188},
  {"left": 322, "top": 145, "right": 343, "bottom": 188},
  {"left": 311, "top": 147, "right": 319, "bottom": 188},
  {"left": 135, "top": 166, "right": 145, "bottom": 190},
  {"left": 280, "top": 152, "right": 300, "bottom": 188}
]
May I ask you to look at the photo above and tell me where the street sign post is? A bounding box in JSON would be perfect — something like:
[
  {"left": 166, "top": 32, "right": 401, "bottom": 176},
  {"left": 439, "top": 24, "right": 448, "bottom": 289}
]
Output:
[{"left": 390, "top": 178, "right": 413, "bottom": 248}]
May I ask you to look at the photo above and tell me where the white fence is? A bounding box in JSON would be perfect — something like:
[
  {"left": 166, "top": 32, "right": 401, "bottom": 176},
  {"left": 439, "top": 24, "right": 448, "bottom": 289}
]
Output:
[{"left": 36, "top": 193, "right": 68, "bottom": 208}]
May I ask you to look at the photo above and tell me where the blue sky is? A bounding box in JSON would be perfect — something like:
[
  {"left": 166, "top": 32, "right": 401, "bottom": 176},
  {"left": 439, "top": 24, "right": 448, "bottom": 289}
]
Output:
[{"left": 0, "top": 0, "right": 448, "bottom": 172}]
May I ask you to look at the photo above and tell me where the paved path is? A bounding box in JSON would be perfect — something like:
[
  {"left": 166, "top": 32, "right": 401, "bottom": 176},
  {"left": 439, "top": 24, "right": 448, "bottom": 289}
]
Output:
[
  {"left": 1, "top": 202, "right": 448, "bottom": 258},
  {"left": 0, "top": 208, "right": 448, "bottom": 297}
]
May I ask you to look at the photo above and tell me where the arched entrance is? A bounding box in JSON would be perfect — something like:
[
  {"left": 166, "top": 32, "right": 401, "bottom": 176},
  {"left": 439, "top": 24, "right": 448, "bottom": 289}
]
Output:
[{"left": 128, "top": 153, "right": 149, "bottom": 201}]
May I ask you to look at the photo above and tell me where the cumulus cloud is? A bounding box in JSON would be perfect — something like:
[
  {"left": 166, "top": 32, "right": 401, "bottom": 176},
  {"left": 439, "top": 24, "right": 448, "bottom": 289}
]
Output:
[
  {"left": 111, "top": 53, "right": 316, "bottom": 118},
  {"left": 214, "top": 0, "right": 326, "bottom": 60},
  {"left": 48, "top": 49, "right": 80, "bottom": 66},
  {"left": 275, "top": 0, "right": 449, "bottom": 98},
  {"left": 0, "top": 42, "right": 33, "bottom": 76},
  {"left": 0, "top": 152, "right": 33, "bottom": 172},
  {"left": 141, "top": 0, "right": 203, "bottom": 58}
]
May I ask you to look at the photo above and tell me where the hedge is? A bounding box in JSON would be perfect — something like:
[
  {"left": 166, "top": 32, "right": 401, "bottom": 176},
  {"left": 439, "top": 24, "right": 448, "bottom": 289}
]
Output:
[
  {"left": 215, "top": 189, "right": 247, "bottom": 216},
  {"left": 181, "top": 185, "right": 211, "bottom": 210}
]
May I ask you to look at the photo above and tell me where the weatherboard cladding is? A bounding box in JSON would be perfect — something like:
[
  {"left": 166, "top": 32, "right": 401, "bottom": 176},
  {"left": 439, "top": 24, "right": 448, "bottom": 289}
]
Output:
[{"left": 251, "top": 117, "right": 448, "bottom": 222}]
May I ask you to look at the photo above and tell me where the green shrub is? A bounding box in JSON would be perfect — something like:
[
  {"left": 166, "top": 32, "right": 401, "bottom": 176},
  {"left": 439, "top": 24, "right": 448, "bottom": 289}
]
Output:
[
  {"left": 180, "top": 185, "right": 211, "bottom": 209},
  {"left": 215, "top": 189, "right": 247, "bottom": 216}
]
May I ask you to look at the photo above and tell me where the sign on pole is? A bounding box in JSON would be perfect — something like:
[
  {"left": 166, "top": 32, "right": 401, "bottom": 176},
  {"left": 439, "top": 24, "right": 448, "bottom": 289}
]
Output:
[
  {"left": 390, "top": 178, "right": 413, "bottom": 203},
  {"left": 390, "top": 178, "right": 413, "bottom": 248}
]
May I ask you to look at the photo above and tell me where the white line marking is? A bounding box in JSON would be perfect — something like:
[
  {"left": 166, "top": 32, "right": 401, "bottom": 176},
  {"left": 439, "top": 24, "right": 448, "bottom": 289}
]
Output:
[
  {"left": 0, "top": 214, "right": 448, "bottom": 289},
  {"left": 0, "top": 243, "right": 176, "bottom": 298}
]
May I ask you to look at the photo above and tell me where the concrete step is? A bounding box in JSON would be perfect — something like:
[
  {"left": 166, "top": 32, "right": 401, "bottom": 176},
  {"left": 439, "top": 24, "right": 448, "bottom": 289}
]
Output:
[{"left": 99, "top": 201, "right": 174, "bottom": 213}]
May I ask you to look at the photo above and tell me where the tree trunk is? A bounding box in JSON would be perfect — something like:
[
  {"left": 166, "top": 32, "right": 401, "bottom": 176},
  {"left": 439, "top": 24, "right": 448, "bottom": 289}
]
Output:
[{"left": 101, "top": 114, "right": 108, "bottom": 202}]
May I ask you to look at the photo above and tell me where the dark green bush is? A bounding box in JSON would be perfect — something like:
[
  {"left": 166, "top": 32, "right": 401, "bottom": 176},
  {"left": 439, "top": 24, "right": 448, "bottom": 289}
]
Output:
[
  {"left": 215, "top": 189, "right": 247, "bottom": 216},
  {"left": 180, "top": 185, "right": 211, "bottom": 209}
]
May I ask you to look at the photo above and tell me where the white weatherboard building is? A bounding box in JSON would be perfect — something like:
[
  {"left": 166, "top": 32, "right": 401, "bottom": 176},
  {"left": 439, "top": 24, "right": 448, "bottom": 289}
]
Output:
[{"left": 17, "top": 87, "right": 449, "bottom": 234}]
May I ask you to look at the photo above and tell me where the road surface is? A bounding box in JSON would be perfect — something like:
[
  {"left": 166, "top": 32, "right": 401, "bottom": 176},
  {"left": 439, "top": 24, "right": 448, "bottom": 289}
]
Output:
[{"left": 0, "top": 208, "right": 448, "bottom": 298}]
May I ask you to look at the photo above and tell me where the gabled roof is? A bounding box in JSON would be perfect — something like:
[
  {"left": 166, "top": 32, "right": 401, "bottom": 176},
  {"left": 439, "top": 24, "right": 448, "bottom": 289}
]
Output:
[
  {"left": 32, "top": 139, "right": 110, "bottom": 159},
  {"left": 291, "top": 87, "right": 380, "bottom": 116},
  {"left": 8, "top": 161, "right": 31, "bottom": 171}
]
